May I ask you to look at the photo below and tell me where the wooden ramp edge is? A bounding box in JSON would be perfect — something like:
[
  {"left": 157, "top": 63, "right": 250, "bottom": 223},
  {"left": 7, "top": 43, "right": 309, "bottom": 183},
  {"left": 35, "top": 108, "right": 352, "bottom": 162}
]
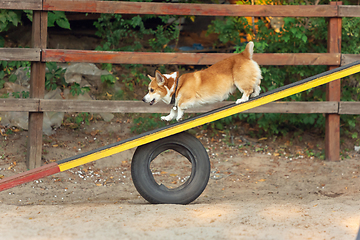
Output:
[{"left": 1, "top": 60, "right": 360, "bottom": 191}]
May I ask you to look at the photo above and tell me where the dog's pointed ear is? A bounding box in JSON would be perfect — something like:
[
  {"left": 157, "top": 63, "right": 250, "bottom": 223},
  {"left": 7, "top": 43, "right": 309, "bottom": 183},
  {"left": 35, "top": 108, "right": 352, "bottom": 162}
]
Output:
[
  {"left": 147, "top": 74, "right": 155, "bottom": 81},
  {"left": 155, "top": 70, "right": 165, "bottom": 86},
  {"left": 169, "top": 71, "right": 179, "bottom": 79}
]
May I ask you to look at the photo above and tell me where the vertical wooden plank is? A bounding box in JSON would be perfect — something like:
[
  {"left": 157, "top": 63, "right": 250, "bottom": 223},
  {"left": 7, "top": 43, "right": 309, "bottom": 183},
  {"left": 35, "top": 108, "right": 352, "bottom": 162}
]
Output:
[
  {"left": 325, "top": 1, "right": 342, "bottom": 161},
  {"left": 27, "top": 10, "right": 48, "bottom": 169}
]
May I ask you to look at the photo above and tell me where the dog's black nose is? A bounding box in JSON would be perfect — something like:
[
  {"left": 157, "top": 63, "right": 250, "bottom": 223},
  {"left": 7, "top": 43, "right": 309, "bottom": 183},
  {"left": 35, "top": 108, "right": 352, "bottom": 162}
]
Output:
[{"left": 142, "top": 98, "right": 146, "bottom": 102}]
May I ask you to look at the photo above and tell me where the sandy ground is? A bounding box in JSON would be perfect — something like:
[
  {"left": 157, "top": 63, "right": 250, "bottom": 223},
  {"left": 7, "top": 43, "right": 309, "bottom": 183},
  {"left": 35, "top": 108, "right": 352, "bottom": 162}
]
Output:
[
  {"left": 1, "top": 120, "right": 360, "bottom": 239},
  {"left": 1, "top": 196, "right": 360, "bottom": 240}
]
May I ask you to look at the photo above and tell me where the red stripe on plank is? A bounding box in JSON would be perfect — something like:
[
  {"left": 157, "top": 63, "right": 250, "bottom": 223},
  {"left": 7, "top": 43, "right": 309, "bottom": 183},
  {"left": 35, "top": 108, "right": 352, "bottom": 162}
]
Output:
[{"left": 0, "top": 163, "right": 60, "bottom": 192}]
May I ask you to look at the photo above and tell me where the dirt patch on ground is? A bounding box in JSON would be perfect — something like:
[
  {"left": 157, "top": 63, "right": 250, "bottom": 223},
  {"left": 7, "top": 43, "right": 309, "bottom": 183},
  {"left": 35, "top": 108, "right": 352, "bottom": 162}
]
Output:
[{"left": 1, "top": 119, "right": 360, "bottom": 239}]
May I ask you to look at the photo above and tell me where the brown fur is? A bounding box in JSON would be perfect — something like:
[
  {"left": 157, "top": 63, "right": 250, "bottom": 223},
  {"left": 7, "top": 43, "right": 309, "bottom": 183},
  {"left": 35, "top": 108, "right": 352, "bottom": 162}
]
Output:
[{"left": 142, "top": 41, "right": 262, "bottom": 121}]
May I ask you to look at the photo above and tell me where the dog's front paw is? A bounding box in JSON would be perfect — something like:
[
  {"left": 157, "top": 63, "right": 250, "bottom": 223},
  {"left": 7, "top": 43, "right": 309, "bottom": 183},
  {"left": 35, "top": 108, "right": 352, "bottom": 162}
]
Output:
[
  {"left": 161, "top": 115, "right": 174, "bottom": 121},
  {"left": 235, "top": 99, "right": 246, "bottom": 104},
  {"left": 176, "top": 114, "right": 183, "bottom": 121}
]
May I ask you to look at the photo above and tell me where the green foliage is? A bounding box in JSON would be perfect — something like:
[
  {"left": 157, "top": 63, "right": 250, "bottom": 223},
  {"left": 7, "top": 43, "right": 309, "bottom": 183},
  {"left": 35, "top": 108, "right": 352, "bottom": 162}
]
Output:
[
  {"left": 0, "top": 9, "right": 71, "bottom": 30},
  {"left": 64, "top": 113, "right": 92, "bottom": 129},
  {"left": 0, "top": 60, "right": 30, "bottom": 93},
  {"left": 113, "top": 89, "right": 125, "bottom": 100},
  {"left": 5, "top": 128, "right": 14, "bottom": 135},
  {"left": 0, "top": 10, "right": 24, "bottom": 83},
  {"left": 0, "top": 9, "right": 73, "bottom": 98},
  {"left": 342, "top": 17, "right": 360, "bottom": 55},
  {"left": 207, "top": 16, "right": 249, "bottom": 48},
  {"left": 45, "top": 62, "right": 66, "bottom": 91},
  {"left": 101, "top": 74, "right": 116, "bottom": 85},
  {"left": 120, "top": 64, "right": 149, "bottom": 94},
  {"left": 130, "top": 114, "right": 167, "bottom": 134},
  {"left": 48, "top": 11, "right": 71, "bottom": 29},
  {"left": 94, "top": 12, "right": 179, "bottom": 52},
  {"left": 0, "top": 9, "right": 91, "bottom": 100},
  {"left": 206, "top": 13, "right": 360, "bottom": 137},
  {"left": 0, "top": 60, "right": 26, "bottom": 77},
  {"left": 91, "top": 2, "right": 358, "bottom": 136},
  {"left": 148, "top": 15, "right": 180, "bottom": 52},
  {"left": 11, "top": 91, "right": 29, "bottom": 98},
  {"left": 70, "top": 83, "right": 90, "bottom": 96},
  {"left": 92, "top": 1, "right": 184, "bottom": 133},
  {"left": 45, "top": 62, "right": 89, "bottom": 96},
  {"left": 0, "top": 9, "right": 21, "bottom": 33},
  {"left": 75, "top": 112, "right": 91, "bottom": 125},
  {"left": 93, "top": 5, "right": 180, "bottom": 99}
]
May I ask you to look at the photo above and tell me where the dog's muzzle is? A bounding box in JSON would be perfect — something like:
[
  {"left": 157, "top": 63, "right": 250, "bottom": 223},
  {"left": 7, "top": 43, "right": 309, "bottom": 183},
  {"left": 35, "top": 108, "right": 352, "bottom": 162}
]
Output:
[{"left": 142, "top": 95, "right": 156, "bottom": 105}]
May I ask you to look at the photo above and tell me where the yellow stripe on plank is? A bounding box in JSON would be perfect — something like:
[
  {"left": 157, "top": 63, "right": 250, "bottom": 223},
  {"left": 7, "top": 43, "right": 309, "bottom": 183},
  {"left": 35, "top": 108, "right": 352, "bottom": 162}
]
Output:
[{"left": 58, "top": 63, "right": 360, "bottom": 172}]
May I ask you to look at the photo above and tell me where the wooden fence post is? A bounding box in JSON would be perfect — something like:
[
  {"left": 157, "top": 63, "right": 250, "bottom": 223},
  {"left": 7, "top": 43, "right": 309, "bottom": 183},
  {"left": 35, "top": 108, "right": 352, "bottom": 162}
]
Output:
[
  {"left": 26, "top": 10, "right": 48, "bottom": 169},
  {"left": 326, "top": 1, "right": 342, "bottom": 161}
]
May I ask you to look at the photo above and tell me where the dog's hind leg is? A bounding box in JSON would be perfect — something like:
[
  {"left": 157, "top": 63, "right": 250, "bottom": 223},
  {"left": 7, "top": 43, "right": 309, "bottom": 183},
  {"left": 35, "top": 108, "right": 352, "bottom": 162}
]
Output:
[
  {"left": 235, "top": 74, "right": 261, "bottom": 104},
  {"left": 251, "top": 84, "right": 261, "bottom": 98},
  {"left": 234, "top": 84, "right": 254, "bottom": 104},
  {"left": 176, "top": 107, "right": 184, "bottom": 121},
  {"left": 235, "top": 93, "right": 251, "bottom": 104}
]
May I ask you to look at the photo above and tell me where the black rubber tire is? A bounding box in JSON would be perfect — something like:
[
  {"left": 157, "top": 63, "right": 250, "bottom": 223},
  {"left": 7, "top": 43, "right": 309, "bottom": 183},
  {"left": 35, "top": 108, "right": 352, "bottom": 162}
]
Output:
[{"left": 131, "top": 132, "right": 210, "bottom": 204}]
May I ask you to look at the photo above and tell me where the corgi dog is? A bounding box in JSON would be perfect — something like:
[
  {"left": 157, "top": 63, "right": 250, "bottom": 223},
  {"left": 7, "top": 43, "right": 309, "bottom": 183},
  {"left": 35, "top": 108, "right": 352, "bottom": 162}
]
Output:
[{"left": 142, "top": 41, "right": 262, "bottom": 121}]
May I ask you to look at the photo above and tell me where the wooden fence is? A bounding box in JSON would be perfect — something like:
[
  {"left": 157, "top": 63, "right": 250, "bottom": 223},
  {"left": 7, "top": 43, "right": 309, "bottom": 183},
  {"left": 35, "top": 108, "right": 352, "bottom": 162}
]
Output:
[{"left": 1, "top": 0, "right": 360, "bottom": 169}]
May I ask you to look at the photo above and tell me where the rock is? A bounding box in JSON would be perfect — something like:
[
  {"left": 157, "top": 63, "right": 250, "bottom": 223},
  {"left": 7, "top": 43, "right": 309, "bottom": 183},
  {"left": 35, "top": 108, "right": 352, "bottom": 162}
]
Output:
[
  {"left": 13, "top": 67, "right": 31, "bottom": 87},
  {"left": 64, "top": 63, "right": 110, "bottom": 88},
  {"left": 0, "top": 82, "right": 29, "bottom": 96},
  {"left": 43, "top": 88, "right": 65, "bottom": 135}
]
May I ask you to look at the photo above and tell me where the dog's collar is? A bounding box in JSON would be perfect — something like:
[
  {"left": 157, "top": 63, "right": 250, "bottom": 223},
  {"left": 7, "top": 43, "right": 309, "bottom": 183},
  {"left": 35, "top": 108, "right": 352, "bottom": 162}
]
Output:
[{"left": 170, "top": 78, "right": 178, "bottom": 105}]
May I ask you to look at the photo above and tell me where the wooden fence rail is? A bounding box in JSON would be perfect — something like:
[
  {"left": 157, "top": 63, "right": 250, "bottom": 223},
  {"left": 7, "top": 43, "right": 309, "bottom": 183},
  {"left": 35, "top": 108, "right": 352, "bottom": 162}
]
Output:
[
  {"left": 2, "top": 1, "right": 360, "bottom": 17},
  {"left": 2, "top": 99, "right": 360, "bottom": 115},
  {"left": 2, "top": 48, "right": 360, "bottom": 66},
  {"left": 0, "top": 0, "right": 42, "bottom": 10},
  {"left": 0, "top": 0, "right": 359, "bottom": 168},
  {"left": 1, "top": 48, "right": 360, "bottom": 66},
  {"left": 42, "top": 50, "right": 343, "bottom": 66}
]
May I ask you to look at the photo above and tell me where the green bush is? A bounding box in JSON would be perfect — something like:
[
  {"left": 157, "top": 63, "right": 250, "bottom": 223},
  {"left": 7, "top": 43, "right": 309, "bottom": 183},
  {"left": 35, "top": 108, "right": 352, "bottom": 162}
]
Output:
[
  {"left": 0, "top": 10, "right": 71, "bottom": 96},
  {"left": 94, "top": 11, "right": 180, "bottom": 52},
  {"left": 94, "top": 9, "right": 181, "bottom": 100},
  {"left": 207, "top": 14, "right": 360, "bottom": 137},
  {"left": 91, "top": 1, "right": 360, "bottom": 136}
]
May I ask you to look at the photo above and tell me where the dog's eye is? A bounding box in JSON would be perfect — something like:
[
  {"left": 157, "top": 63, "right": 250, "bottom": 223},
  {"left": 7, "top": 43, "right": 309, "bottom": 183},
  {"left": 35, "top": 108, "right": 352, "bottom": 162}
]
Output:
[{"left": 150, "top": 88, "right": 154, "bottom": 93}]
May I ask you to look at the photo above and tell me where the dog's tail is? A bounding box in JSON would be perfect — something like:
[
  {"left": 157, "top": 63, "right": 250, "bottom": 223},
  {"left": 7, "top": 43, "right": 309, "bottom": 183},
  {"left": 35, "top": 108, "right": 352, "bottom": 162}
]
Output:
[{"left": 243, "top": 41, "right": 254, "bottom": 60}]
